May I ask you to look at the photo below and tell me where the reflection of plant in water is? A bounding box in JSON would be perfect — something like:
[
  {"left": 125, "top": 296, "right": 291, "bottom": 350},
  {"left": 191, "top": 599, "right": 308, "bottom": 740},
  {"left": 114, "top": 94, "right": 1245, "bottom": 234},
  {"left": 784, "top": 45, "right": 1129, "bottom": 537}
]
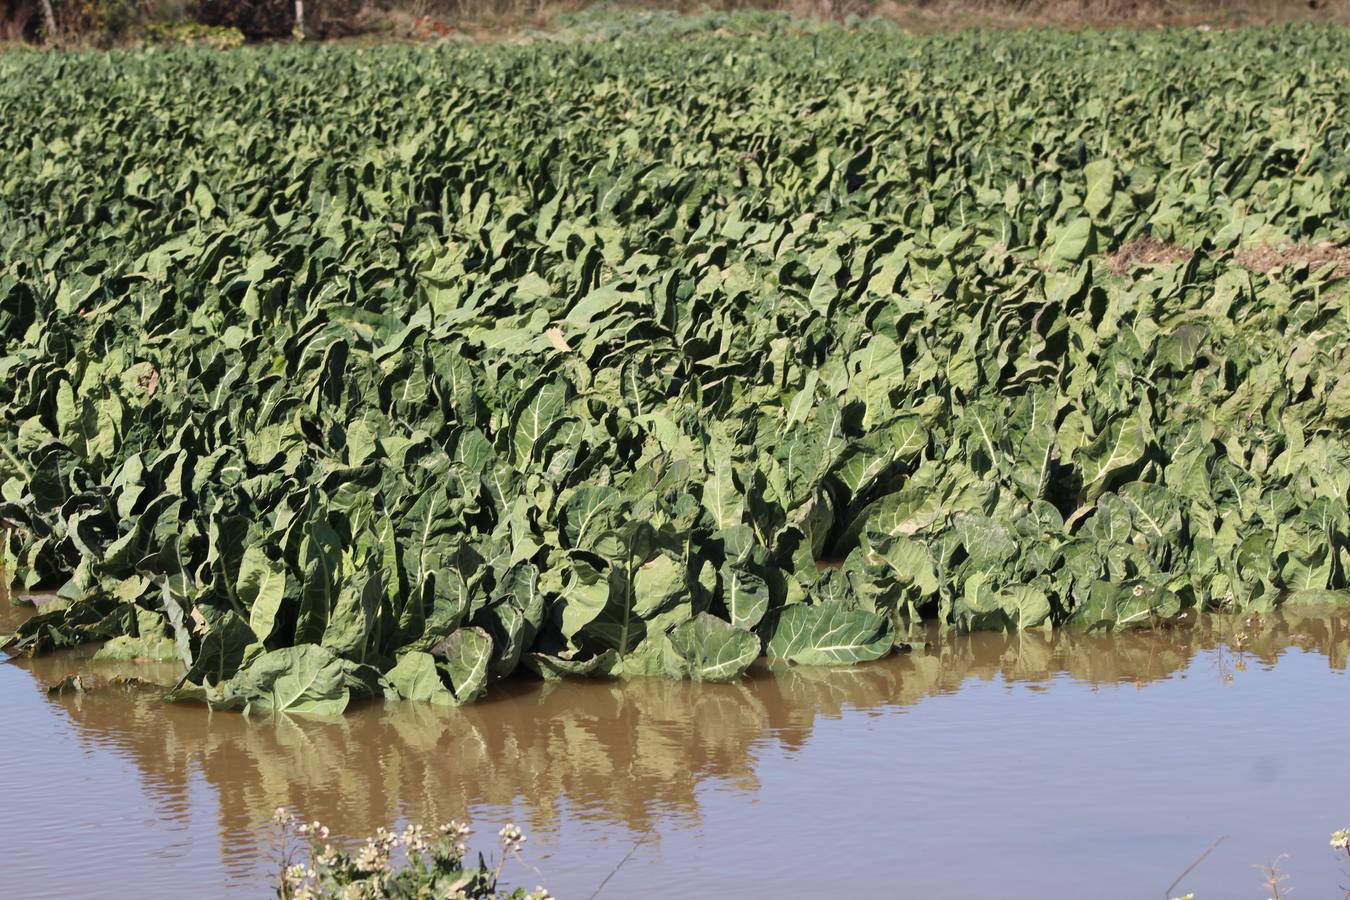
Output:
[
  {"left": 1255, "top": 853, "right": 1291, "bottom": 899},
  {"left": 1216, "top": 828, "right": 1350, "bottom": 900},
  {"left": 23, "top": 608, "right": 1350, "bottom": 884},
  {"left": 272, "top": 808, "right": 550, "bottom": 900},
  {"left": 1213, "top": 637, "right": 1248, "bottom": 686}
]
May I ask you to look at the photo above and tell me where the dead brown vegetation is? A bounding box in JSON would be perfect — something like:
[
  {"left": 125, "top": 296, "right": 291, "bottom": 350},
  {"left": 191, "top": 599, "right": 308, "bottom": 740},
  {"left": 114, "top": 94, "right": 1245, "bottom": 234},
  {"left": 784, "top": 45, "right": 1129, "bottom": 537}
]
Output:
[
  {"left": 873, "top": 0, "right": 1347, "bottom": 30},
  {"left": 5, "top": 0, "right": 1349, "bottom": 47},
  {"left": 1108, "top": 236, "right": 1350, "bottom": 278},
  {"left": 1107, "top": 236, "right": 1194, "bottom": 275},
  {"left": 1235, "top": 241, "right": 1350, "bottom": 278}
]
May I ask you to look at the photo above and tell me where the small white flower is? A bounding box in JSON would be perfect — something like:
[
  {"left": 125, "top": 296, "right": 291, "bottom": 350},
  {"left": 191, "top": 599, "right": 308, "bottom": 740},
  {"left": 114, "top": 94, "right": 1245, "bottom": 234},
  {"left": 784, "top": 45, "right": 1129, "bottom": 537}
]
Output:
[
  {"left": 354, "top": 838, "right": 391, "bottom": 874},
  {"left": 402, "top": 823, "right": 429, "bottom": 854},
  {"left": 283, "top": 862, "right": 309, "bottom": 887},
  {"left": 440, "top": 820, "right": 472, "bottom": 839}
]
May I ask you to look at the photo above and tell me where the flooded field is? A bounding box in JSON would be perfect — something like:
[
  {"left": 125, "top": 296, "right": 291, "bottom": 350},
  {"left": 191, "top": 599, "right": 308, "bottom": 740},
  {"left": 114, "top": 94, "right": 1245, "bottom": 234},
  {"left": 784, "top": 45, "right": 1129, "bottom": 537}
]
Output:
[{"left": 3, "top": 602, "right": 1349, "bottom": 899}]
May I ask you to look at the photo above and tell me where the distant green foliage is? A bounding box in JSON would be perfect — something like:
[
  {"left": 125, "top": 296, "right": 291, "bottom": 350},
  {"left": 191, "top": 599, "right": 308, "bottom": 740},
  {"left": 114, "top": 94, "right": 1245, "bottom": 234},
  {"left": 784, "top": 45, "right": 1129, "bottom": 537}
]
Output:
[
  {"left": 139, "top": 21, "right": 245, "bottom": 48},
  {"left": 550, "top": 4, "right": 873, "bottom": 39},
  {"left": 1, "top": 26, "right": 1348, "bottom": 711}
]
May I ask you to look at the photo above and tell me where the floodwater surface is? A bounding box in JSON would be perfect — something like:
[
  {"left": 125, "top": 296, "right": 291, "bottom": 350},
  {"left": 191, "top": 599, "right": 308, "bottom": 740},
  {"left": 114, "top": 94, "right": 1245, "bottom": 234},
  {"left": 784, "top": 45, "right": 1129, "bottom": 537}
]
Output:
[{"left": 3, "top": 603, "right": 1350, "bottom": 899}]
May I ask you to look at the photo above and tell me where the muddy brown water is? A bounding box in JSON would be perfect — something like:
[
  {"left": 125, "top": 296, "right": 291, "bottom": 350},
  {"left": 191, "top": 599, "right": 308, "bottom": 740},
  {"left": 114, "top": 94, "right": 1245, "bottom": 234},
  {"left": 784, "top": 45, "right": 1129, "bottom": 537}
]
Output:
[{"left": 3, "top": 601, "right": 1350, "bottom": 899}]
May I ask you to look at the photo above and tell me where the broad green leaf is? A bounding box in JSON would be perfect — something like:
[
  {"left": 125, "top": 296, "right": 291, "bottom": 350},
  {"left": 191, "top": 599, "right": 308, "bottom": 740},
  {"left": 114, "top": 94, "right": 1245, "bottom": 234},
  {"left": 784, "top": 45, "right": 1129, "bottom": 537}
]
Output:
[
  {"left": 1083, "top": 159, "right": 1115, "bottom": 218},
  {"left": 384, "top": 651, "right": 455, "bottom": 705},
  {"left": 763, "top": 602, "right": 892, "bottom": 665},
  {"left": 724, "top": 565, "right": 770, "bottom": 630},
  {"left": 1076, "top": 413, "right": 1150, "bottom": 497},
  {"left": 226, "top": 644, "right": 350, "bottom": 716},
  {"left": 703, "top": 451, "right": 742, "bottom": 530},
  {"left": 434, "top": 626, "right": 492, "bottom": 704},
  {"left": 667, "top": 613, "right": 759, "bottom": 682},
  {"left": 297, "top": 523, "right": 340, "bottom": 645},
  {"left": 237, "top": 546, "right": 287, "bottom": 645},
  {"left": 1043, "top": 218, "right": 1095, "bottom": 266},
  {"left": 511, "top": 379, "right": 567, "bottom": 464}
]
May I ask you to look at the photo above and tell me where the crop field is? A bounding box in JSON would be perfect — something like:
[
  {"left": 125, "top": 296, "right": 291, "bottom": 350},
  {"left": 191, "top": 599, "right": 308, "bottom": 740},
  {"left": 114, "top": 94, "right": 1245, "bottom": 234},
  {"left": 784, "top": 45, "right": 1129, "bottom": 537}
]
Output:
[{"left": 1, "top": 23, "right": 1348, "bottom": 714}]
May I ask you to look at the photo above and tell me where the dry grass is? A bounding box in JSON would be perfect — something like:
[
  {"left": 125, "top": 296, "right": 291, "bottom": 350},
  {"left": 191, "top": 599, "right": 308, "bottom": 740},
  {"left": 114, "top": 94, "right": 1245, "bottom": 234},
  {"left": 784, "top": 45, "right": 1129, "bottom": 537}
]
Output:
[
  {"left": 1235, "top": 241, "right": 1350, "bottom": 278},
  {"left": 7, "top": 0, "right": 1349, "bottom": 47},
  {"left": 1108, "top": 236, "right": 1350, "bottom": 278},
  {"left": 1107, "top": 236, "right": 1195, "bottom": 275},
  {"left": 329, "top": 0, "right": 1350, "bottom": 47},
  {"left": 389, "top": 0, "right": 1350, "bottom": 47},
  {"left": 521, "top": 0, "right": 1350, "bottom": 30},
  {"left": 873, "top": 0, "right": 1348, "bottom": 29}
]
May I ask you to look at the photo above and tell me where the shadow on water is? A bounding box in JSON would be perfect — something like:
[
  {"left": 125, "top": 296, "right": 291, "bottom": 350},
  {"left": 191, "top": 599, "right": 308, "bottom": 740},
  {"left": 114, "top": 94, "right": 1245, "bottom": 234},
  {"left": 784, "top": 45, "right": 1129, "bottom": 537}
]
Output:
[{"left": 4, "top": 601, "right": 1350, "bottom": 893}]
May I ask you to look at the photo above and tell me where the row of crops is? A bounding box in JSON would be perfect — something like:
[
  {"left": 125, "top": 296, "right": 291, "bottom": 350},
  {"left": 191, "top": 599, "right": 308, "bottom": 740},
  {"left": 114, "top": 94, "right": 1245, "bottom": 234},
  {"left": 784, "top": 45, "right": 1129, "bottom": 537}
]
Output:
[{"left": 2, "top": 24, "right": 1348, "bottom": 712}]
